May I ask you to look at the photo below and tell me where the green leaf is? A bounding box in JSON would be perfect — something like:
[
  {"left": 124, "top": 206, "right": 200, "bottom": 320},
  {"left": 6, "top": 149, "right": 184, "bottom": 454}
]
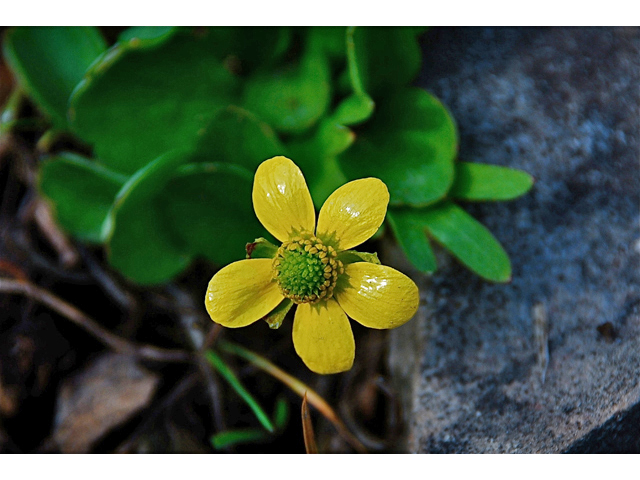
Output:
[
  {"left": 263, "top": 299, "right": 294, "bottom": 330},
  {"left": 386, "top": 209, "right": 437, "bottom": 273},
  {"left": 205, "top": 350, "right": 275, "bottom": 433},
  {"left": 105, "top": 151, "right": 192, "bottom": 285},
  {"left": 419, "top": 201, "right": 511, "bottom": 282},
  {"left": 3, "top": 27, "right": 107, "bottom": 129},
  {"left": 287, "top": 134, "right": 348, "bottom": 209},
  {"left": 193, "top": 106, "right": 286, "bottom": 172},
  {"left": 336, "top": 68, "right": 352, "bottom": 97},
  {"left": 307, "top": 155, "right": 349, "bottom": 209},
  {"left": 307, "top": 27, "right": 347, "bottom": 61},
  {"left": 338, "top": 87, "right": 458, "bottom": 207},
  {"left": 206, "top": 27, "right": 291, "bottom": 73},
  {"left": 117, "top": 26, "right": 177, "bottom": 44},
  {"left": 285, "top": 113, "right": 355, "bottom": 209},
  {"left": 160, "top": 162, "right": 268, "bottom": 266},
  {"left": 450, "top": 162, "right": 534, "bottom": 201},
  {"left": 38, "top": 153, "right": 126, "bottom": 243},
  {"left": 331, "top": 93, "right": 375, "bottom": 126},
  {"left": 243, "top": 48, "right": 331, "bottom": 134},
  {"left": 347, "top": 26, "right": 421, "bottom": 98},
  {"left": 371, "top": 223, "right": 386, "bottom": 241},
  {"left": 69, "top": 30, "right": 239, "bottom": 174},
  {"left": 316, "top": 121, "right": 355, "bottom": 158},
  {"left": 211, "top": 428, "right": 269, "bottom": 450}
]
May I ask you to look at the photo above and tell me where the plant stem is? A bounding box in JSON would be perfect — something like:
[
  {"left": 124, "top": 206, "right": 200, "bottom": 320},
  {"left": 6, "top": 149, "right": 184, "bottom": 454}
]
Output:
[{"left": 218, "top": 340, "right": 367, "bottom": 453}]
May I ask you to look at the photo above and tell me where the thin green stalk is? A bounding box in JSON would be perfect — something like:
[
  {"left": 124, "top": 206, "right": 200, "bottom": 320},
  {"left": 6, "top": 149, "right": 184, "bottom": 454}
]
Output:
[
  {"left": 36, "top": 128, "right": 63, "bottom": 152},
  {"left": 205, "top": 350, "right": 275, "bottom": 433},
  {"left": 1, "top": 88, "right": 23, "bottom": 125},
  {"left": 218, "top": 340, "right": 366, "bottom": 453},
  {"left": 210, "top": 397, "right": 289, "bottom": 450},
  {"left": 346, "top": 26, "right": 364, "bottom": 96}
]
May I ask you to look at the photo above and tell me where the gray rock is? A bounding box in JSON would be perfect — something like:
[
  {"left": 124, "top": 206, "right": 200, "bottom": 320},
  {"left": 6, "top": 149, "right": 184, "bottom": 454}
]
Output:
[{"left": 388, "top": 27, "right": 640, "bottom": 453}]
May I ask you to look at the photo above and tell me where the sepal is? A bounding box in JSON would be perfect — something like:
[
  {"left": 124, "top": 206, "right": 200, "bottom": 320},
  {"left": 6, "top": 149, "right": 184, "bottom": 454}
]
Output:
[
  {"left": 263, "top": 298, "right": 294, "bottom": 329},
  {"left": 246, "top": 237, "right": 278, "bottom": 259},
  {"left": 337, "top": 250, "right": 381, "bottom": 265}
]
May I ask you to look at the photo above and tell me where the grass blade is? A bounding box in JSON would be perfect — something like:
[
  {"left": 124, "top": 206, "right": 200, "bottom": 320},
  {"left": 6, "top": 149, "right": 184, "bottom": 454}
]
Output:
[
  {"left": 211, "top": 428, "right": 268, "bottom": 450},
  {"left": 205, "top": 350, "right": 275, "bottom": 433},
  {"left": 218, "top": 340, "right": 366, "bottom": 453},
  {"left": 273, "top": 397, "right": 289, "bottom": 429}
]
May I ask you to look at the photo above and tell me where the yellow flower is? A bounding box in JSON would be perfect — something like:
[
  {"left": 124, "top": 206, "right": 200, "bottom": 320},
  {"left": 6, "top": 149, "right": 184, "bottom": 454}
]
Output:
[{"left": 205, "top": 156, "right": 419, "bottom": 374}]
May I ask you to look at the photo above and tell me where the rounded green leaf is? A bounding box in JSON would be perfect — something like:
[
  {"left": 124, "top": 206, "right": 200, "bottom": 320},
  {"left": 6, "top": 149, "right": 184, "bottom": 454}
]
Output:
[
  {"left": 3, "top": 27, "right": 107, "bottom": 129},
  {"left": 419, "top": 201, "right": 511, "bottom": 282},
  {"left": 117, "top": 26, "right": 177, "bottom": 44},
  {"left": 243, "top": 49, "right": 331, "bottom": 134},
  {"left": 331, "top": 93, "right": 375, "bottom": 126},
  {"left": 205, "top": 27, "right": 291, "bottom": 73},
  {"left": 386, "top": 209, "right": 437, "bottom": 274},
  {"left": 347, "top": 26, "right": 421, "bottom": 99},
  {"left": 38, "top": 153, "right": 126, "bottom": 243},
  {"left": 307, "top": 27, "right": 347, "bottom": 61},
  {"left": 160, "top": 162, "right": 269, "bottom": 266},
  {"left": 307, "top": 156, "right": 349, "bottom": 210},
  {"left": 193, "top": 106, "right": 286, "bottom": 171},
  {"left": 287, "top": 122, "right": 350, "bottom": 209},
  {"left": 69, "top": 30, "right": 239, "bottom": 175},
  {"left": 316, "top": 121, "right": 355, "bottom": 158},
  {"left": 105, "top": 151, "right": 192, "bottom": 285},
  {"left": 338, "top": 87, "right": 458, "bottom": 207},
  {"left": 450, "top": 162, "right": 534, "bottom": 201}
]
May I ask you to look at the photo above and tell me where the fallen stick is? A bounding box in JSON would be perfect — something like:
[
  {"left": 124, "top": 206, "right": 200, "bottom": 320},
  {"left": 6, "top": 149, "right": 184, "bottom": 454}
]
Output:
[{"left": 0, "top": 278, "right": 190, "bottom": 363}]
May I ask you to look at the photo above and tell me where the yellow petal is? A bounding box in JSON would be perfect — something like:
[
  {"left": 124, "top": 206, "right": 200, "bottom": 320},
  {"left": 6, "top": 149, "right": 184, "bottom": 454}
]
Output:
[
  {"left": 205, "top": 259, "right": 283, "bottom": 328},
  {"left": 252, "top": 156, "right": 316, "bottom": 242},
  {"left": 335, "top": 262, "right": 419, "bottom": 329},
  {"left": 293, "top": 299, "right": 355, "bottom": 374},
  {"left": 316, "top": 178, "right": 389, "bottom": 250}
]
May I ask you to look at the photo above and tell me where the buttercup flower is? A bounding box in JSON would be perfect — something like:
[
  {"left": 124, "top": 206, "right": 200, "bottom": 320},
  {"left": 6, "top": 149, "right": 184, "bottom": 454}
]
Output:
[{"left": 205, "top": 156, "right": 419, "bottom": 374}]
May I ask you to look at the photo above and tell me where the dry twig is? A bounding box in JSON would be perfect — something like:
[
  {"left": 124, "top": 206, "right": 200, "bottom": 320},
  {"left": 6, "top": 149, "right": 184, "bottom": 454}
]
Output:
[
  {"left": 78, "top": 246, "right": 137, "bottom": 312},
  {"left": 165, "top": 285, "right": 225, "bottom": 431},
  {"left": 33, "top": 199, "right": 79, "bottom": 269},
  {"left": 0, "top": 278, "right": 190, "bottom": 363},
  {"left": 301, "top": 392, "right": 318, "bottom": 454}
]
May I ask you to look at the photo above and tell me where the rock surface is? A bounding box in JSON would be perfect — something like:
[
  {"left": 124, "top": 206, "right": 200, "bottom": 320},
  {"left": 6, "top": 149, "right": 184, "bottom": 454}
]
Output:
[{"left": 388, "top": 27, "right": 640, "bottom": 453}]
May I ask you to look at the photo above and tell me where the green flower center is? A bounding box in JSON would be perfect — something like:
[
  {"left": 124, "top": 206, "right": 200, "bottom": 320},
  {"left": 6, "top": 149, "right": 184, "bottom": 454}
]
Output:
[{"left": 273, "top": 234, "right": 344, "bottom": 304}]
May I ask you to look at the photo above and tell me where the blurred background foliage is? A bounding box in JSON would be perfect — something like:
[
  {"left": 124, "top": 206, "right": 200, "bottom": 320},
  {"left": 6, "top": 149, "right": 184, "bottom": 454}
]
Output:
[{"left": 2, "top": 26, "right": 533, "bottom": 285}]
